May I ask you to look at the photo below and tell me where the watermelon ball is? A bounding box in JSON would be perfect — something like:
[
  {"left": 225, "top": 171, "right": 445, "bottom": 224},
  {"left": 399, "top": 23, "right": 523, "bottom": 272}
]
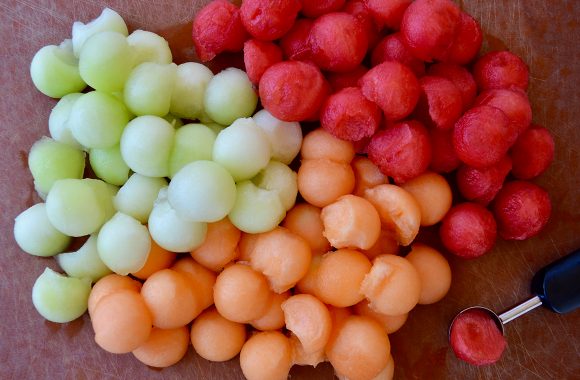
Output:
[
  {"left": 343, "top": 0, "right": 381, "bottom": 49},
  {"left": 327, "top": 65, "right": 368, "bottom": 92},
  {"left": 240, "top": 0, "right": 301, "bottom": 41},
  {"left": 440, "top": 202, "right": 497, "bottom": 259},
  {"left": 400, "top": 0, "right": 461, "bottom": 62},
  {"left": 473, "top": 50, "right": 529, "bottom": 91},
  {"left": 279, "top": 19, "right": 314, "bottom": 61},
  {"left": 493, "top": 181, "right": 551, "bottom": 241},
  {"left": 192, "top": 0, "right": 248, "bottom": 62},
  {"left": 243, "top": 39, "right": 283, "bottom": 84},
  {"left": 427, "top": 63, "right": 477, "bottom": 111},
  {"left": 309, "top": 12, "right": 368, "bottom": 73},
  {"left": 320, "top": 87, "right": 382, "bottom": 141},
  {"left": 368, "top": 120, "right": 431, "bottom": 184},
  {"left": 442, "top": 12, "right": 483, "bottom": 65},
  {"left": 364, "top": 0, "right": 411, "bottom": 30},
  {"left": 429, "top": 128, "right": 461, "bottom": 174},
  {"left": 453, "top": 105, "right": 512, "bottom": 169},
  {"left": 259, "top": 61, "right": 329, "bottom": 122},
  {"left": 359, "top": 61, "right": 420, "bottom": 121},
  {"left": 456, "top": 156, "right": 512, "bottom": 206},
  {"left": 371, "top": 33, "right": 426, "bottom": 77},
  {"left": 301, "top": 0, "right": 346, "bottom": 18},
  {"left": 510, "top": 125, "right": 555, "bottom": 180},
  {"left": 414, "top": 76, "right": 463, "bottom": 130}
]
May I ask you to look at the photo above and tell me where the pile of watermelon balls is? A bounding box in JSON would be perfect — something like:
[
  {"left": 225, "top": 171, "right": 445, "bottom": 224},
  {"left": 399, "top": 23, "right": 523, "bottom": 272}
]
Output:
[{"left": 12, "top": 0, "right": 556, "bottom": 377}]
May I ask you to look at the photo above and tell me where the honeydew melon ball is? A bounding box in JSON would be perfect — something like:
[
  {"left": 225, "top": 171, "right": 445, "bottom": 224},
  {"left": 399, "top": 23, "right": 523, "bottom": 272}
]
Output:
[
  {"left": 79, "top": 31, "right": 132, "bottom": 92},
  {"left": 97, "top": 212, "right": 151, "bottom": 275},
  {"left": 48, "top": 93, "right": 84, "bottom": 149},
  {"left": 252, "top": 161, "right": 298, "bottom": 211},
  {"left": 32, "top": 268, "right": 91, "bottom": 323},
  {"left": 72, "top": 8, "right": 128, "bottom": 57},
  {"left": 30, "top": 39, "right": 87, "bottom": 98},
  {"left": 120, "top": 116, "right": 175, "bottom": 177},
  {"left": 170, "top": 62, "right": 214, "bottom": 120},
  {"left": 45, "top": 178, "right": 105, "bottom": 237},
  {"left": 56, "top": 234, "right": 112, "bottom": 282},
  {"left": 168, "top": 160, "right": 236, "bottom": 223},
  {"left": 68, "top": 91, "right": 130, "bottom": 149},
  {"left": 114, "top": 173, "right": 168, "bottom": 223},
  {"left": 168, "top": 123, "right": 216, "bottom": 178},
  {"left": 206, "top": 122, "right": 225, "bottom": 135},
  {"left": 198, "top": 109, "right": 215, "bottom": 124},
  {"left": 163, "top": 114, "right": 184, "bottom": 128},
  {"left": 204, "top": 68, "right": 258, "bottom": 125},
  {"left": 13, "top": 203, "right": 71, "bottom": 257},
  {"left": 89, "top": 145, "right": 130, "bottom": 186},
  {"left": 228, "top": 181, "right": 286, "bottom": 233},
  {"left": 84, "top": 179, "right": 117, "bottom": 222},
  {"left": 212, "top": 118, "right": 271, "bottom": 181},
  {"left": 124, "top": 62, "right": 177, "bottom": 117},
  {"left": 28, "top": 137, "right": 86, "bottom": 196},
  {"left": 148, "top": 188, "right": 207, "bottom": 252},
  {"left": 127, "top": 29, "right": 172, "bottom": 66},
  {"left": 252, "top": 109, "right": 303, "bottom": 165}
]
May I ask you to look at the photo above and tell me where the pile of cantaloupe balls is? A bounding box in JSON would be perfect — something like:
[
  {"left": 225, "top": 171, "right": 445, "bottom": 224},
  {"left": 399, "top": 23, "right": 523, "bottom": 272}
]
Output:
[{"left": 14, "top": 7, "right": 456, "bottom": 380}]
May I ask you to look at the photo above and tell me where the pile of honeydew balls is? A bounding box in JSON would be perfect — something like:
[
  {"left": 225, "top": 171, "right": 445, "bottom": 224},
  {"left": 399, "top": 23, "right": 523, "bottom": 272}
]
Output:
[{"left": 13, "top": 0, "right": 558, "bottom": 378}]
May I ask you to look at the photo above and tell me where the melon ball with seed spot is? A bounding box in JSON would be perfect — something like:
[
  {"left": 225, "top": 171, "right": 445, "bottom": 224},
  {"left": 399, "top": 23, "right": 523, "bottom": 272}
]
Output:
[
  {"left": 190, "top": 307, "right": 246, "bottom": 362},
  {"left": 240, "top": 331, "right": 293, "bottom": 380},
  {"left": 406, "top": 243, "right": 452, "bottom": 304}
]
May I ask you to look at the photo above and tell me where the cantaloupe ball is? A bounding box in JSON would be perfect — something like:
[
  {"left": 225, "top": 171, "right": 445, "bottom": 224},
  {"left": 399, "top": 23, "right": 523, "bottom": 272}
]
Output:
[
  {"left": 400, "top": 172, "right": 452, "bottom": 226},
  {"left": 190, "top": 307, "right": 246, "bottom": 362},
  {"left": 213, "top": 263, "right": 272, "bottom": 323},
  {"left": 282, "top": 203, "right": 330, "bottom": 254},
  {"left": 249, "top": 227, "right": 312, "bottom": 293},
  {"left": 354, "top": 301, "right": 408, "bottom": 334},
  {"left": 406, "top": 243, "right": 452, "bottom": 304},
  {"left": 171, "top": 257, "right": 216, "bottom": 310},
  {"left": 326, "top": 315, "right": 391, "bottom": 380},
  {"left": 238, "top": 232, "right": 260, "bottom": 262},
  {"left": 298, "top": 159, "right": 355, "bottom": 208},
  {"left": 295, "top": 252, "right": 323, "bottom": 296},
  {"left": 240, "top": 331, "right": 293, "bottom": 380},
  {"left": 250, "top": 291, "right": 290, "bottom": 331},
  {"left": 141, "top": 269, "right": 202, "bottom": 328},
  {"left": 321, "top": 195, "right": 381, "bottom": 250},
  {"left": 191, "top": 217, "right": 241, "bottom": 271},
  {"left": 88, "top": 274, "right": 142, "bottom": 316},
  {"left": 316, "top": 249, "right": 372, "bottom": 307},
  {"left": 132, "top": 326, "right": 190, "bottom": 368},
  {"left": 282, "top": 294, "right": 332, "bottom": 354},
  {"left": 289, "top": 333, "right": 326, "bottom": 367},
  {"left": 362, "top": 229, "right": 399, "bottom": 261},
  {"left": 371, "top": 355, "right": 395, "bottom": 380},
  {"left": 352, "top": 156, "right": 389, "bottom": 197},
  {"left": 301, "top": 128, "right": 355, "bottom": 163},
  {"left": 131, "top": 240, "right": 176, "bottom": 280},
  {"left": 91, "top": 290, "right": 153, "bottom": 354},
  {"left": 361, "top": 254, "right": 421, "bottom": 316},
  {"left": 364, "top": 184, "right": 421, "bottom": 246}
]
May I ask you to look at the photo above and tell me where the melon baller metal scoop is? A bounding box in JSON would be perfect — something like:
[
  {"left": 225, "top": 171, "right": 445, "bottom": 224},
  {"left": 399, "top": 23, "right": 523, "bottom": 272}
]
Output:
[{"left": 449, "top": 249, "right": 580, "bottom": 336}]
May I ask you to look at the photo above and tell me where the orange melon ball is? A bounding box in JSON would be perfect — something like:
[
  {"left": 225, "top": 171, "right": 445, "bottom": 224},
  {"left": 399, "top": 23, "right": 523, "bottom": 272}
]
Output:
[
  {"left": 352, "top": 156, "right": 389, "bottom": 197},
  {"left": 361, "top": 254, "right": 421, "bottom": 316},
  {"left": 282, "top": 203, "right": 331, "bottom": 254},
  {"left": 364, "top": 184, "right": 421, "bottom": 246},
  {"left": 298, "top": 159, "right": 355, "bottom": 208},
  {"left": 328, "top": 305, "right": 353, "bottom": 330},
  {"left": 372, "top": 355, "right": 395, "bottom": 380},
  {"left": 362, "top": 229, "right": 399, "bottom": 260},
  {"left": 190, "top": 307, "right": 246, "bottom": 362},
  {"left": 282, "top": 294, "right": 332, "bottom": 354},
  {"left": 191, "top": 217, "right": 241, "bottom": 271},
  {"left": 354, "top": 300, "right": 408, "bottom": 334},
  {"left": 132, "top": 326, "right": 190, "bottom": 368},
  {"left": 240, "top": 331, "right": 293, "bottom": 380},
  {"left": 172, "top": 257, "right": 216, "bottom": 310},
  {"left": 316, "top": 249, "right": 372, "bottom": 307},
  {"left": 92, "top": 290, "right": 152, "bottom": 354},
  {"left": 88, "top": 274, "right": 142, "bottom": 316},
  {"left": 326, "top": 315, "right": 391, "bottom": 380},
  {"left": 132, "top": 240, "right": 176, "bottom": 280},
  {"left": 301, "top": 128, "right": 355, "bottom": 163},
  {"left": 289, "top": 333, "right": 326, "bottom": 367},
  {"left": 249, "top": 227, "right": 312, "bottom": 293},
  {"left": 141, "top": 269, "right": 202, "bottom": 328},
  {"left": 400, "top": 172, "right": 452, "bottom": 226},
  {"left": 406, "top": 243, "right": 452, "bottom": 304},
  {"left": 250, "top": 291, "right": 290, "bottom": 331},
  {"left": 213, "top": 263, "right": 273, "bottom": 323},
  {"left": 321, "top": 194, "right": 381, "bottom": 250},
  {"left": 295, "top": 252, "right": 322, "bottom": 296},
  {"left": 238, "top": 232, "right": 260, "bottom": 262}
]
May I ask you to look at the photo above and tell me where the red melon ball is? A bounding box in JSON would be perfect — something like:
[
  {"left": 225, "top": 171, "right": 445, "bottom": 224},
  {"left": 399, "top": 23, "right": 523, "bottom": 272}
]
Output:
[
  {"left": 473, "top": 51, "right": 529, "bottom": 91},
  {"left": 428, "top": 63, "right": 477, "bottom": 111},
  {"left": 429, "top": 128, "right": 461, "bottom": 174},
  {"left": 510, "top": 125, "right": 555, "bottom": 180},
  {"left": 240, "top": 0, "right": 302, "bottom": 41},
  {"left": 243, "top": 40, "right": 283, "bottom": 84},
  {"left": 371, "top": 33, "right": 426, "bottom": 77},
  {"left": 279, "top": 19, "right": 314, "bottom": 61},
  {"left": 457, "top": 156, "right": 512, "bottom": 206},
  {"left": 364, "top": 0, "right": 412, "bottom": 30},
  {"left": 441, "top": 12, "right": 483, "bottom": 65},
  {"left": 301, "top": 0, "right": 346, "bottom": 18},
  {"left": 327, "top": 65, "right": 369, "bottom": 92},
  {"left": 414, "top": 76, "right": 463, "bottom": 130}
]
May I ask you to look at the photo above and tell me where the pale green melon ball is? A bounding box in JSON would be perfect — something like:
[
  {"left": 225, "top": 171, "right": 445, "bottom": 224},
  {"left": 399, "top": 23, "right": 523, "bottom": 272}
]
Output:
[
  {"left": 84, "top": 179, "right": 117, "bottom": 222},
  {"left": 127, "top": 29, "right": 172, "bottom": 66},
  {"left": 170, "top": 62, "right": 214, "bottom": 120},
  {"left": 124, "top": 62, "right": 177, "bottom": 117},
  {"left": 89, "top": 145, "right": 130, "bottom": 186},
  {"left": 14, "top": 203, "right": 71, "bottom": 257},
  {"left": 163, "top": 114, "right": 184, "bottom": 128},
  {"left": 205, "top": 122, "right": 225, "bottom": 135},
  {"left": 48, "top": 93, "right": 84, "bottom": 149},
  {"left": 72, "top": 8, "right": 128, "bottom": 57},
  {"left": 252, "top": 161, "right": 298, "bottom": 211},
  {"left": 114, "top": 173, "right": 168, "bottom": 224},
  {"left": 56, "top": 234, "right": 112, "bottom": 282},
  {"left": 228, "top": 181, "right": 286, "bottom": 234},
  {"left": 253, "top": 109, "right": 303, "bottom": 165},
  {"left": 168, "top": 123, "right": 216, "bottom": 178}
]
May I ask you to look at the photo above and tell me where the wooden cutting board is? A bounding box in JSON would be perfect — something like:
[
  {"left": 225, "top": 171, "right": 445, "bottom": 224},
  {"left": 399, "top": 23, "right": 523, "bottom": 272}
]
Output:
[{"left": 0, "top": 1, "right": 578, "bottom": 379}]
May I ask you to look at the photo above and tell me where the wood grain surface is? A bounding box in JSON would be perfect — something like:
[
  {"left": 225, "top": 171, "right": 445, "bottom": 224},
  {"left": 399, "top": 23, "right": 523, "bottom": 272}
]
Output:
[{"left": 1, "top": 1, "right": 579, "bottom": 379}]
